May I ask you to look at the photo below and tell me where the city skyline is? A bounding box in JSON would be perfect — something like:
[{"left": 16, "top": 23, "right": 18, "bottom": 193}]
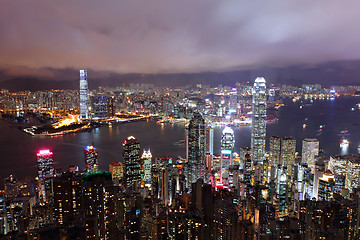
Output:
[{"left": 1, "top": 1, "right": 360, "bottom": 238}]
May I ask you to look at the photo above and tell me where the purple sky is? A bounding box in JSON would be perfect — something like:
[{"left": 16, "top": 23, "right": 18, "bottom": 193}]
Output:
[{"left": 1, "top": 0, "right": 360, "bottom": 76}]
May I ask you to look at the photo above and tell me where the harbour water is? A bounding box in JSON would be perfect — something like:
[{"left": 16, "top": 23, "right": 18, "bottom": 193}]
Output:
[{"left": 0, "top": 97, "right": 359, "bottom": 180}]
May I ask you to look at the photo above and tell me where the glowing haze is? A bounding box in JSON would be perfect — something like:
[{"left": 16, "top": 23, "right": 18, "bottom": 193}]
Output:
[{"left": 1, "top": 0, "right": 360, "bottom": 75}]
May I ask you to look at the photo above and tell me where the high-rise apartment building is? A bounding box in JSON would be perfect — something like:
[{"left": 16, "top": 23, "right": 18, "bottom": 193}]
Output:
[
  {"left": 251, "top": 77, "right": 267, "bottom": 163},
  {"left": 84, "top": 145, "right": 98, "bottom": 172},
  {"left": 79, "top": 70, "right": 90, "bottom": 119},
  {"left": 123, "top": 136, "right": 142, "bottom": 190}
]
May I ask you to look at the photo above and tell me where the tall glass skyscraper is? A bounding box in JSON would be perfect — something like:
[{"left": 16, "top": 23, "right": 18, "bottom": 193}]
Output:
[
  {"left": 187, "top": 112, "right": 206, "bottom": 184},
  {"left": 79, "top": 70, "right": 90, "bottom": 119},
  {"left": 251, "top": 77, "right": 267, "bottom": 163},
  {"left": 123, "top": 136, "right": 141, "bottom": 190}
]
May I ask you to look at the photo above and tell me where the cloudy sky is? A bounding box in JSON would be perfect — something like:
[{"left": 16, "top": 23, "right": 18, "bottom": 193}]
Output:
[{"left": 1, "top": 0, "right": 360, "bottom": 76}]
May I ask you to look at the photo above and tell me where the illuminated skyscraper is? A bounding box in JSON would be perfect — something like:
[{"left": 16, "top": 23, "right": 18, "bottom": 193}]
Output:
[
  {"left": 281, "top": 137, "right": 296, "bottom": 175},
  {"left": 107, "top": 96, "right": 116, "bottom": 117},
  {"left": 302, "top": 138, "right": 319, "bottom": 170},
  {"left": 229, "top": 88, "right": 237, "bottom": 114},
  {"left": 91, "top": 94, "right": 108, "bottom": 119},
  {"left": 269, "top": 136, "right": 281, "bottom": 166},
  {"left": 84, "top": 145, "right": 98, "bottom": 172},
  {"left": 251, "top": 77, "right": 267, "bottom": 163},
  {"left": 37, "top": 150, "right": 54, "bottom": 181},
  {"left": 141, "top": 150, "right": 152, "bottom": 187},
  {"left": 187, "top": 112, "right": 206, "bottom": 184},
  {"left": 79, "top": 70, "right": 90, "bottom": 119},
  {"left": 109, "top": 162, "right": 124, "bottom": 180},
  {"left": 123, "top": 136, "right": 142, "bottom": 190},
  {"left": 37, "top": 149, "right": 54, "bottom": 202},
  {"left": 220, "top": 126, "right": 235, "bottom": 184},
  {"left": 206, "top": 126, "right": 214, "bottom": 156}
]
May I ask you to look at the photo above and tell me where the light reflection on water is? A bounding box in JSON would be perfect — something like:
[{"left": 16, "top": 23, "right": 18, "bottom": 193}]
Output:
[{"left": 0, "top": 97, "right": 359, "bottom": 179}]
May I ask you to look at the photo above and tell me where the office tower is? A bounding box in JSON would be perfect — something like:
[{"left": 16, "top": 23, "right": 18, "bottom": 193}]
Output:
[
  {"left": 251, "top": 77, "right": 267, "bottom": 163},
  {"left": 278, "top": 166, "right": 288, "bottom": 216},
  {"left": 91, "top": 94, "right": 108, "bottom": 119},
  {"left": 302, "top": 138, "right": 319, "bottom": 170},
  {"left": 220, "top": 126, "right": 235, "bottom": 184},
  {"left": 239, "top": 147, "right": 252, "bottom": 168},
  {"left": 84, "top": 145, "right": 98, "bottom": 172},
  {"left": 161, "top": 168, "right": 169, "bottom": 205},
  {"left": 37, "top": 150, "right": 54, "bottom": 181},
  {"left": 187, "top": 112, "right": 206, "bottom": 184},
  {"left": 79, "top": 70, "right": 90, "bottom": 120},
  {"left": 206, "top": 125, "right": 214, "bottom": 156},
  {"left": 37, "top": 149, "right": 54, "bottom": 202},
  {"left": 281, "top": 137, "right": 296, "bottom": 174},
  {"left": 107, "top": 96, "right": 116, "bottom": 117},
  {"left": 345, "top": 156, "right": 360, "bottom": 192},
  {"left": 229, "top": 88, "right": 237, "bottom": 114},
  {"left": 269, "top": 136, "right": 281, "bottom": 166},
  {"left": 109, "top": 162, "right": 124, "bottom": 182},
  {"left": 123, "top": 136, "right": 142, "bottom": 190},
  {"left": 141, "top": 150, "right": 152, "bottom": 187},
  {"left": 318, "top": 170, "right": 334, "bottom": 201}
]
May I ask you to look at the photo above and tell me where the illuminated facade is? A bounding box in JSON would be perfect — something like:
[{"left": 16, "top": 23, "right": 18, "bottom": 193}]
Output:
[
  {"left": 79, "top": 70, "right": 90, "bottom": 119},
  {"left": 37, "top": 150, "right": 54, "bottom": 181},
  {"left": 187, "top": 112, "right": 206, "bottom": 184},
  {"left": 91, "top": 94, "right": 108, "bottom": 119},
  {"left": 37, "top": 149, "right": 54, "bottom": 202},
  {"left": 123, "top": 136, "right": 142, "bottom": 190},
  {"left": 251, "top": 77, "right": 267, "bottom": 163},
  {"left": 302, "top": 138, "right": 319, "bottom": 170},
  {"left": 141, "top": 150, "right": 152, "bottom": 187},
  {"left": 345, "top": 156, "right": 360, "bottom": 192},
  {"left": 84, "top": 145, "right": 98, "bottom": 172},
  {"left": 281, "top": 137, "right": 296, "bottom": 175},
  {"left": 109, "top": 162, "right": 123, "bottom": 180},
  {"left": 206, "top": 126, "right": 214, "bottom": 156},
  {"left": 269, "top": 136, "right": 281, "bottom": 166}
]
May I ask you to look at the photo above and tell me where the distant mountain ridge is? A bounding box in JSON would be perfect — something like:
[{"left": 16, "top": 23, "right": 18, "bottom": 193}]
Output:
[{"left": 0, "top": 60, "right": 360, "bottom": 91}]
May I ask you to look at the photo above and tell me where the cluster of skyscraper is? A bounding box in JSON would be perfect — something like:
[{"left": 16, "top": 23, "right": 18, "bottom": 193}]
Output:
[{"left": 4, "top": 75, "right": 360, "bottom": 239}]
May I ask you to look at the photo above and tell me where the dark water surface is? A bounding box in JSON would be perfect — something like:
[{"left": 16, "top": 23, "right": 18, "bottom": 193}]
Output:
[{"left": 0, "top": 97, "right": 359, "bottom": 179}]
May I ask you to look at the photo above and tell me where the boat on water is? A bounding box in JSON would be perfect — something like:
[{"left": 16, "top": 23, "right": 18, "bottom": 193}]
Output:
[
  {"left": 173, "top": 140, "right": 185, "bottom": 146},
  {"left": 351, "top": 103, "right": 360, "bottom": 111},
  {"left": 340, "top": 138, "right": 349, "bottom": 148},
  {"left": 338, "top": 130, "right": 350, "bottom": 148}
]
